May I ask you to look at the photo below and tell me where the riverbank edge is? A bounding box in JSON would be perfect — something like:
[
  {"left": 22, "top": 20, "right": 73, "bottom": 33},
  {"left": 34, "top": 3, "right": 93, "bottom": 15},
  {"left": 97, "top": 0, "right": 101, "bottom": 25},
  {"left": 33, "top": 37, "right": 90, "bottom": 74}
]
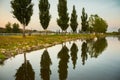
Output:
[{"left": 0, "top": 34, "right": 106, "bottom": 62}]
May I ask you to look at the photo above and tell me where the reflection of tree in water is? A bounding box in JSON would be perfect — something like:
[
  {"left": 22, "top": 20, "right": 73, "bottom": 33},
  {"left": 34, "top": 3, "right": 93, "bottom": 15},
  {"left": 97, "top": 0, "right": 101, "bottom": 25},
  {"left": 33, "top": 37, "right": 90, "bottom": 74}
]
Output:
[
  {"left": 81, "top": 42, "right": 88, "bottom": 65},
  {"left": 58, "top": 45, "right": 70, "bottom": 80},
  {"left": 40, "top": 49, "right": 52, "bottom": 80},
  {"left": 118, "top": 36, "right": 120, "bottom": 41},
  {"left": 70, "top": 43, "right": 78, "bottom": 69},
  {"left": 0, "top": 60, "right": 4, "bottom": 66},
  {"left": 15, "top": 53, "right": 35, "bottom": 80},
  {"left": 87, "top": 38, "right": 108, "bottom": 58}
]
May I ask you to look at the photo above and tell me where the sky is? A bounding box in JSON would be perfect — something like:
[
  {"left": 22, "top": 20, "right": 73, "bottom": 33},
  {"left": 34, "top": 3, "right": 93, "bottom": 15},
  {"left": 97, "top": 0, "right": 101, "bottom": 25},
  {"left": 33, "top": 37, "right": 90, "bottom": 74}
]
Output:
[{"left": 0, "top": 0, "right": 120, "bottom": 32}]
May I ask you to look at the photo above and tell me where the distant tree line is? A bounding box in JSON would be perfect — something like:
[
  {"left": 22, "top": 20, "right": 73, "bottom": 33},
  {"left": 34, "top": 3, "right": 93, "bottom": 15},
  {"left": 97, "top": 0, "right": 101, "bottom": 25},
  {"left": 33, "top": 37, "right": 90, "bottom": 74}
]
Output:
[
  {"left": 0, "top": 22, "right": 21, "bottom": 33},
  {"left": 0, "top": 27, "right": 6, "bottom": 33},
  {"left": 0, "top": 22, "right": 35, "bottom": 33},
  {"left": 10, "top": 0, "right": 109, "bottom": 37},
  {"left": 5, "top": 22, "right": 21, "bottom": 33}
]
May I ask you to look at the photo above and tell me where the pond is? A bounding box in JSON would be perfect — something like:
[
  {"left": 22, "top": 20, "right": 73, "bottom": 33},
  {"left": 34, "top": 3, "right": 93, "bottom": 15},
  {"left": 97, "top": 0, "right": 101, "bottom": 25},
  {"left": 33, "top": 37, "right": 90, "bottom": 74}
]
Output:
[{"left": 0, "top": 36, "right": 120, "bottom": 80}]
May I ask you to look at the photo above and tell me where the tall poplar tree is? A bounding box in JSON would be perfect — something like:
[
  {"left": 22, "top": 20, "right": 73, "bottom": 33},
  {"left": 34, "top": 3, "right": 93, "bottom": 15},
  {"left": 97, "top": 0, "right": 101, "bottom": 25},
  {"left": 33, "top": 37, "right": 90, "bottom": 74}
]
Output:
[
  {"left": 81, "top": 8, "right": 88, "bottom": 32},
  {"left": 57, "top": 0, "right": 69, "bottom": 32},
  {"left": 11, "top": 0, "right": 33, "bottom": 37},
  {"left": 70, "top": 5, "right": 78, "bottom": 33},
  {"left": 39, "top": 0, "right": 51, "bottom": 31}
]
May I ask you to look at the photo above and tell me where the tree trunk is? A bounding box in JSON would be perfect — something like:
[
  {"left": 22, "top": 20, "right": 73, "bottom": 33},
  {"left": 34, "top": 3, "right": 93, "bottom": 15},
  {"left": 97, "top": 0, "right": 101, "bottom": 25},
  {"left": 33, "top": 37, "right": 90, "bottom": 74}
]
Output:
[
  {"left": 24, "top": 53, "right": 27, "bottom": 77},
  {"left": 61, "top": 30, "right": 63, "bottom": 35},
  {"left": 24, "top": 53, "right": 27, "bottom": 64},
  {"left": 23, "top": 24, "right": 26, "bottom": 37},
  {"left": 45, "top": 29, "right": 47, "bottom": 35}
]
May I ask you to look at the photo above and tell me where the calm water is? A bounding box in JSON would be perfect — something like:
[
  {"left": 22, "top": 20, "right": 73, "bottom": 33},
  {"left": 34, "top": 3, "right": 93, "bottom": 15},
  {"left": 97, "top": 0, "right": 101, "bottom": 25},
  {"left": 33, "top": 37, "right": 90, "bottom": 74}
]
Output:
[{"left": 0, "top": 37, "right": 120, "bottom": 80}]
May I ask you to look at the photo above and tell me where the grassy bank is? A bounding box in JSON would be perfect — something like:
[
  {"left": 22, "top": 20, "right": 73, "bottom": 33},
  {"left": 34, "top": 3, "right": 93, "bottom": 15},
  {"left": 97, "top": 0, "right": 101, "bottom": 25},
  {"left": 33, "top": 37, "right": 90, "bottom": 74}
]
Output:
[{"left": 0, "top": 34, "right": 105, "bottom": 61}]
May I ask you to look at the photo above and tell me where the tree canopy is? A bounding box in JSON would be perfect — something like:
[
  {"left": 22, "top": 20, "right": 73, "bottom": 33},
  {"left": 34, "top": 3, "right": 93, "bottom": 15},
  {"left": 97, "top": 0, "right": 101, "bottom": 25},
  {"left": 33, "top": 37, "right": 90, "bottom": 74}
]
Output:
[
  {"left": 9, "top": 0, "right": 109, "bottom": 34},
  {"left": 5, "top": 22, "right": 12, "bottom": 33},
  {"left": 57, "top": 0, "right": 69, "bottom": 32},
  {"left": 70, "top": 5, "right": 78, "bottom": 33},
  {"left": 11, "top": 0, "right": 33, "bottom": 37},
  {"left": 89, "top": 15, "right": 108, "bottom": 33},
  {"left": 81, "top": 8, "right": 89, "bottom": 32},
  {"left": 12, "top": 23, "right": 20, "bottom": 33},
  {"left": 39, "top": 0, "right": 51, "bottom": 30}
]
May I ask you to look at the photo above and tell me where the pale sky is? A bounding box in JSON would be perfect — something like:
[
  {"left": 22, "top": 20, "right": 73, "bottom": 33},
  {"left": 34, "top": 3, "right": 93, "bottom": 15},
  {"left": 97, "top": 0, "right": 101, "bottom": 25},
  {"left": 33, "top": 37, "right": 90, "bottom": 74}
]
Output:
[{"left": 0, "top": 0, "right": 120, "bottom": 32}]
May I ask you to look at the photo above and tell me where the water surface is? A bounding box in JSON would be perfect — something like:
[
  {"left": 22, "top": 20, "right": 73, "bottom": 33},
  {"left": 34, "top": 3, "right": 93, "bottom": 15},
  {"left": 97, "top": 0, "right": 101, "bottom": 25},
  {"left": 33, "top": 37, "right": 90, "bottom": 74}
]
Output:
[{"left": 0, "top": 37, "right": 120, "bottom": 80}]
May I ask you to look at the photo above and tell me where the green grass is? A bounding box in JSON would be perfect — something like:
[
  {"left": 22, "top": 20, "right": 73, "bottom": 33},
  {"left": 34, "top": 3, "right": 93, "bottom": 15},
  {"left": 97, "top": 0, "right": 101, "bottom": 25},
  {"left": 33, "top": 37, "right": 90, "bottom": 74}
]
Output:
[
  {"left": 0, "top": 34, "right": 106, "bottom": 60},
  {"left": 0, "top": 53, "right": 5, "bottom": 59}
]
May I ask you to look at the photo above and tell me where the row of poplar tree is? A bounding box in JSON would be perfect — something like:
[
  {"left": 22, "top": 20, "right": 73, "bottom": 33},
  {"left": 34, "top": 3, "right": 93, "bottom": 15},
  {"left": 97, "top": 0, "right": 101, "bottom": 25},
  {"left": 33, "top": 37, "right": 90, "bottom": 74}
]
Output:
[{"left": 11, "top": 0, "right": 108, "bottom": 37}]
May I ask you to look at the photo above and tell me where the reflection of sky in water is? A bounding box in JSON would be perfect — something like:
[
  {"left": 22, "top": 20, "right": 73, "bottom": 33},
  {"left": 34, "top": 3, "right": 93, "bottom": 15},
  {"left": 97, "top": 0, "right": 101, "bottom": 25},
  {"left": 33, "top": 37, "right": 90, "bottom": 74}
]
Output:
[{"left": 0, "top": 37, "right": 120, "bottom": 80}]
